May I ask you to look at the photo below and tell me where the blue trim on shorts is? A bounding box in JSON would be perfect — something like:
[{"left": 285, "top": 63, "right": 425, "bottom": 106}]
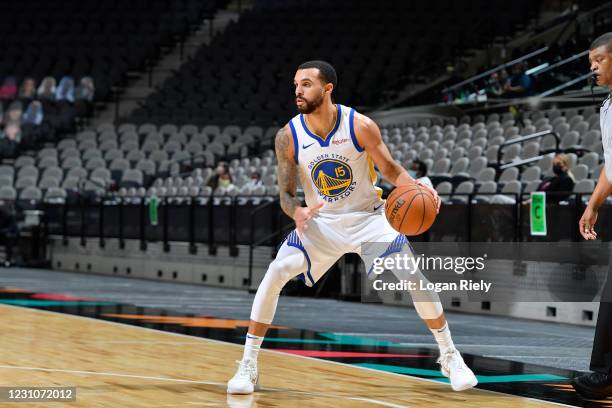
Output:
[
  {"left": 285, "top": 230, "right": 315, "bottom": 286},
  {"left": 367, "top": 234, "right": 409, "bottom": 276}
]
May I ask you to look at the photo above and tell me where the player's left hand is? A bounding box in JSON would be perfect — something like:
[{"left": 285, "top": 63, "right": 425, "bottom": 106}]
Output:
[
  {"left": 415, "top": 180, "right": 441, "bottom": 214},
  {"left": 293, "top": 202, "right": 324, "bottom": 238}
]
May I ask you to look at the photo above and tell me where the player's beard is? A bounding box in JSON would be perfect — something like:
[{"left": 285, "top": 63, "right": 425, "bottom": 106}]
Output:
[{"left": 296, "top": 91, "right": 324, "bottom": 114}]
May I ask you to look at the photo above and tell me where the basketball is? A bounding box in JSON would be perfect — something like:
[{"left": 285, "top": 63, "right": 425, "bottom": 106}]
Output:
[{"left": 385, "top": 182, "right": 437, "bottom": 236}]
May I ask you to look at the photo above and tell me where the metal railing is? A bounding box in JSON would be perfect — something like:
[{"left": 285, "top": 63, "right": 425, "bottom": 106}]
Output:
[
  {"left": 531, "top": 50, "right": 589, "bottom": 77},
  {"left": 497, "top": 131, "right": 560, "bottom": 169},
  {"left": 539, "top": 72, "right": 593, "bottom": 97}
]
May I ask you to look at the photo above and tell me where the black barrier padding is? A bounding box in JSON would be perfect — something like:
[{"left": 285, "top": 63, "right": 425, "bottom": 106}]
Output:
[
  {"left": 167, "top": 204, "right": 190, "bottom": 242},
  {"left": 471, "top": 204, "right": 516, "bottom": 242},
  {"left": 44, "top": 204, "right": 63, "bottom": 235},
  {"left": 85, "top": 204, "right": 100, "bottom": 238},
  {"left": 46, "top": 201, "right": 612, "bottom": 245},
  {"left": 428, "top": 204, "right": 470, "bottom": 242},
  {"left": 122, "top": 204, "right": 141, "bottom": 240},
  {"left": 594, "top": 206, "right": 612, "bottom": 242},
  {"left": 213, "top": 203, "right": 231, "bottom": 245},
  {"left": 251, "top": 203, "right": 288, "bottom": 246},
  {"left": 520, "top": 204, "right": 577, "bottom": 242},
  {"left": 65, "top": 206, "right": 81, "bottom": 237},
  {"left": 103, "top": 205, "right": 120, "bottom": 238},
  {"left": 235, "top": 202, "right": 256, "bottom": 245},
  {"left": 193, "top": 205, "right": 210, "bottom": 245}
]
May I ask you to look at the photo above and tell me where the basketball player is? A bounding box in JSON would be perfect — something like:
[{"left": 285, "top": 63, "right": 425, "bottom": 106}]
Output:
[
  {"left": 573, "top": 32, "right": 612, "bottom": 400},
  {"left": 228, "top": 61, "right": 478, "bottom": 394}
]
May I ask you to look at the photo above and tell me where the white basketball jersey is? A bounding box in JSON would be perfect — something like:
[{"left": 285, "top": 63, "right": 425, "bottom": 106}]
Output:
[
  {"left": 600, "top": 94, "right": 612, "bottom": 182},
  {"left": 288, "top": 104, "right": 383, "bottom": 214}
]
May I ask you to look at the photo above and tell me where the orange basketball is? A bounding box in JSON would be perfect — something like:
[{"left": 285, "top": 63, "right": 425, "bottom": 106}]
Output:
[{"left": 385, "top": 182, "right": 437, "bottom": 236}]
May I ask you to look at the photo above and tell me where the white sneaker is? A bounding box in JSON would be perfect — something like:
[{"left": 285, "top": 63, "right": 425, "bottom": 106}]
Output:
[
  {"left": 437, "top": 349, "right": 478, "bottom": 391},
  {"left": 227, "top": 359, "right": 259, "bottom": 394}
]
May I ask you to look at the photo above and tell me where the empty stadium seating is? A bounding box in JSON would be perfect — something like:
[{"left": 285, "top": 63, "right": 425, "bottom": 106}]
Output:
[
  {"left": 381, "top": 107, "right": 602, "bottom": 203},
  {"left": 125, "top": 0, "right": 537, "bottom": 127},
  {"left": 4, "top": 102, "right": 602, "bottom": 210},
  {"left": 2, "top": 122, "right": 279, "bottom": 203}
]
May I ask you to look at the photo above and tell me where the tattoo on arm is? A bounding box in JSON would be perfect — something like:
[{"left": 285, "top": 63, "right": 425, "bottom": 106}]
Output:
[{"left": 275, "top": 127, "right": 301, "bottom": 218}]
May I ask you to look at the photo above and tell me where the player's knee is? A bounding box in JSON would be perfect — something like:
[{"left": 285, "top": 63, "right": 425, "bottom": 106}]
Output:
[
  {"left": 263, "top": 259, "right": 297, "bottom": 292},
  {"left": 413, "top": 301, "right": 443, "bottom": 320}
]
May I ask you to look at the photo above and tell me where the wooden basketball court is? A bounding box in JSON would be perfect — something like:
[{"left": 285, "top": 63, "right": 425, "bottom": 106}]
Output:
[{"left": 0, "top": 304, "right": 564, "bottom": 407}]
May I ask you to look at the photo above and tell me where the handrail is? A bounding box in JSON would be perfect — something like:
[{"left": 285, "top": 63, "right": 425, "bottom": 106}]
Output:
[
  {"left": 79, "top": 177, "right": 108, "bottom": 191},
  {"left": 531, "top": 50, "right": 588, "bottom": 76},
  {"left": 497, "top": 131, "right": 560, "bottom": 168},
  {"left": 499, "top": 155, "right": 545, "bottom": 171},
  {"left": 78, "top": 176, "right": 113, "bottom": 197},
  {"left": 539, "top": 72, "right": 593, "bottom": 97},
  {"left": 443, "top": 47, "right": 549, "bottom": 93}
]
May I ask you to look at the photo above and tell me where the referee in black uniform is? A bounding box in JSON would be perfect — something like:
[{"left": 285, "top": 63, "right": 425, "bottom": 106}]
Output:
[{"left": 574, "top": 32, "right": 612, "bottom": 400}]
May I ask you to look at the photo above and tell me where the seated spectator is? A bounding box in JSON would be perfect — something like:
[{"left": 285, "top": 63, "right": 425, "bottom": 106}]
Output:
[
  {"left": 75, "top": 77, "right": 95, "bottom": 101},
  {"left": 0, "top": 77, "right": 17, "bottom": 100},
  {"left": 218, "top": 172, "right": 233, "bottom": 189},
  {"left": 5, "top": 101, "right": 23, "bottom": 123},
  {"left": 0, "top": 123, "right": 21, "bottom": 158},
  {"left": 55, "top": 76, "right": 75, "bottom": 102},
  {"left": 37, "top": 77, "right": 56, "bottom": 100},
  {"left": 22, "top": 101, "right": 43, "bottom": 125},
  {"left": 537, "top": 154, "right": 575, "bottom": 203},
  {"left": 75, "top": 77, "right": 95, "bottom": 117},
  {"left": 18, "top": 77, "right": 37, "bottom": 100},
  {"left": 409, "top": 159, "right": 433, "bottom": 189},
  {"left": 488, "top": 70, "right": 509, "bottom": 97},
  {"left": 3, "top": 122, "right": 22, "bottom": 143},
  {"left": 207, "top": 161, "right": 233, "bottom": 189},
  {"left": 247, "top": 172, "right": 263, "bottom": 187},
  {"left": 503, "top": 62, "right": 533, "bottom": 97}
]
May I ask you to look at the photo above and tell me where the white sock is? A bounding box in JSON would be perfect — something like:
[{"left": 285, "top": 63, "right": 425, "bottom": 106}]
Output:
[
  {"left": 430, "top": 323, "right": 455, "bottom": 354},
  {"left": 242, "top": 333, "right": 264, "bottom": 362}
]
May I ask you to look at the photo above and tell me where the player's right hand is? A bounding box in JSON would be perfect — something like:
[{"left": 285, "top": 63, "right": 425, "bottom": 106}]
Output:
[
  {"left": 293, "top": 202, "right": 324, "bottom": 237},
  {"left": 579, "top": 206, "right": 598, "bottom": 240},
  {"left": 415, "top": 179, "right": 441, "bottom": 214}
]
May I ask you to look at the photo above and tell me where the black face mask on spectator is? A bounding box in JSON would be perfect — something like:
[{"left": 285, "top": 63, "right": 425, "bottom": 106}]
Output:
[{"left": 552, "top": 164, "right": 565, "bottom": 175}]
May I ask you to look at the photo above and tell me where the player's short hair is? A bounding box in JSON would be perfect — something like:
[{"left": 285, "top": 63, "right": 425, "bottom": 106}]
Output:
[
  {"left": 590, "top": 32, "right": 612, "bottom": 52},
  {"left": 297, "top": 60, "right": 338, "bottom": 90}
]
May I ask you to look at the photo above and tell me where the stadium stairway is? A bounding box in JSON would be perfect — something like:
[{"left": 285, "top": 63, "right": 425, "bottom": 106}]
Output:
[{"left": 92, "top": 4, "right": 242, "bottom": 126}]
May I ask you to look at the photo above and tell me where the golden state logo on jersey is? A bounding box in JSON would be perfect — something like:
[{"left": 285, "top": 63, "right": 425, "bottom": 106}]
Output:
[{"left": 309, "top": 155, "right": 357, "bottom": 202}]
